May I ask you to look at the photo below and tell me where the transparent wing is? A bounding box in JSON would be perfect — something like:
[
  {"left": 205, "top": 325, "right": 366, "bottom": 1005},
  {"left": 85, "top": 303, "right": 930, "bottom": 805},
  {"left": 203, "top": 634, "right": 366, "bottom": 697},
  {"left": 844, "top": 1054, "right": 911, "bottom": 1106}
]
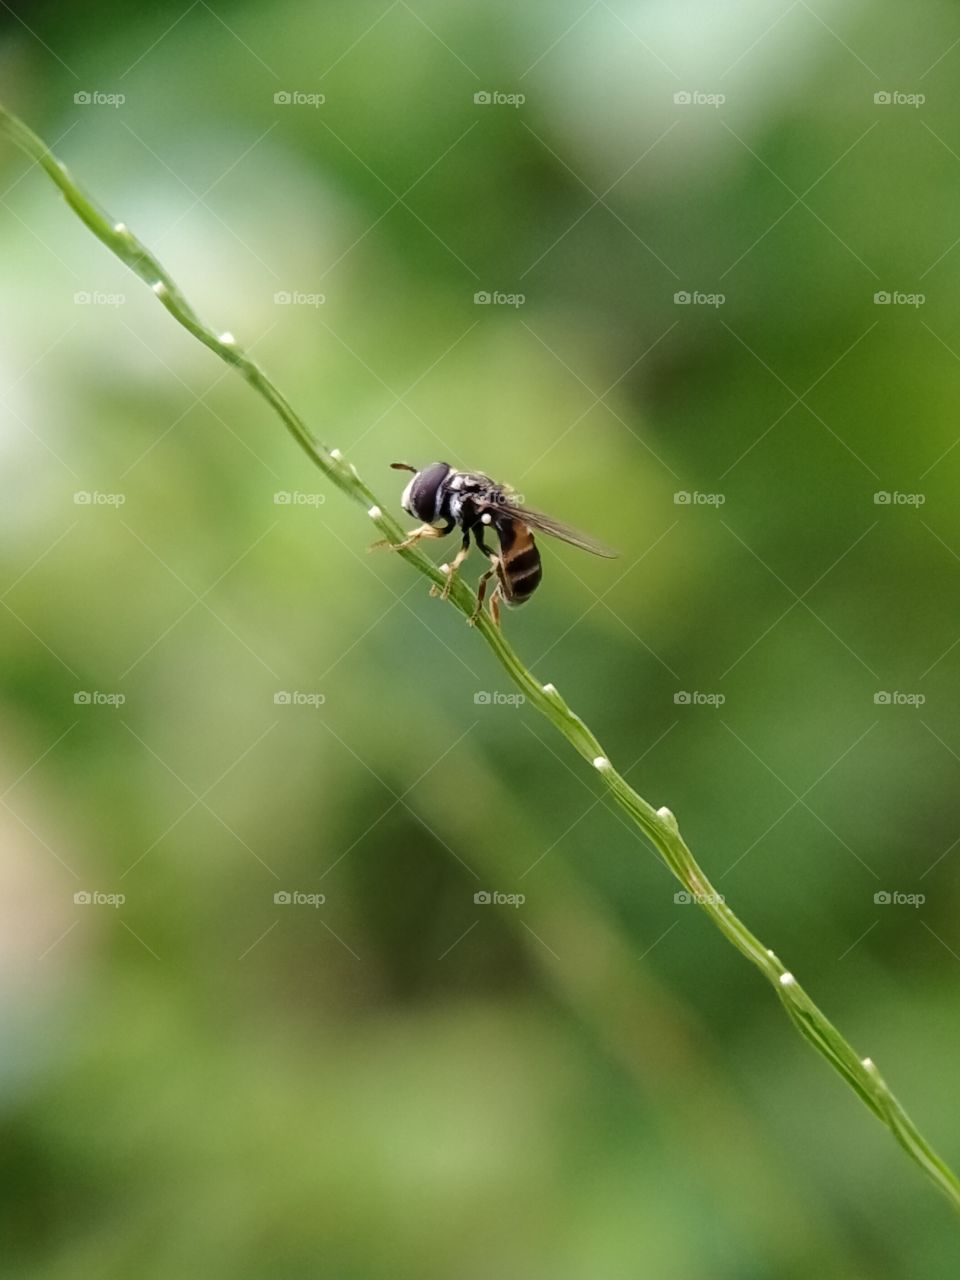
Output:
[{"left": 487, "top": 499, "right": 619, "bottom": 558}]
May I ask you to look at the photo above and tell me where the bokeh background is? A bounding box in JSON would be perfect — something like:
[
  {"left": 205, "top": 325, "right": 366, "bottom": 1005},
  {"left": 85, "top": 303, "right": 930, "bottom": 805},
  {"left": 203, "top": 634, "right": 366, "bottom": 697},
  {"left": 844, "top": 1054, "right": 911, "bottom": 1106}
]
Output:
[{"left": 2, "top": 1, "right": 960, "bottom": 1274}]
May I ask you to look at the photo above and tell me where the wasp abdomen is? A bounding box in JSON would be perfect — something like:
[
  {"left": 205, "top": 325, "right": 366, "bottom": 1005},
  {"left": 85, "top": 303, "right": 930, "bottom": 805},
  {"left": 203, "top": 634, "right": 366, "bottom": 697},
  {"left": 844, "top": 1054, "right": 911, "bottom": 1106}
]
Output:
[{"left": 495, "top": 517, "right": 542, "bottom": 606}]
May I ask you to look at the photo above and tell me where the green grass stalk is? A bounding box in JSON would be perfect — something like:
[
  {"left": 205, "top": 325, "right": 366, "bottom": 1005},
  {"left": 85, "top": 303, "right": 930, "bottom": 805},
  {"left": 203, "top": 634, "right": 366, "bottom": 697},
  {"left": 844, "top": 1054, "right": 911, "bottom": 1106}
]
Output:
[{"left": 2, "top": 101, "right": 957, "bottom": 1212}]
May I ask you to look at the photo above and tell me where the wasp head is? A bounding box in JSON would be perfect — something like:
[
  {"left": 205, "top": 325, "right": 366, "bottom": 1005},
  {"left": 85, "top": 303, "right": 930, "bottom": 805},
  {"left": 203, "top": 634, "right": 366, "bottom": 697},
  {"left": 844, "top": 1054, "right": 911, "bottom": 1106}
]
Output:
[{"left": 393, "top": 461, "right": 452, "bottom": 523}]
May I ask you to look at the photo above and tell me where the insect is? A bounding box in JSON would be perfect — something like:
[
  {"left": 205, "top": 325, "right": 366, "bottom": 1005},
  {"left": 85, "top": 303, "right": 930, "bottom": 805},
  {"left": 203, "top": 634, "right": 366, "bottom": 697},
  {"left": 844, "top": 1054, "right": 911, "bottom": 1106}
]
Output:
[{"left": 374, "top": 461, "right": 617, "bottom": 626}]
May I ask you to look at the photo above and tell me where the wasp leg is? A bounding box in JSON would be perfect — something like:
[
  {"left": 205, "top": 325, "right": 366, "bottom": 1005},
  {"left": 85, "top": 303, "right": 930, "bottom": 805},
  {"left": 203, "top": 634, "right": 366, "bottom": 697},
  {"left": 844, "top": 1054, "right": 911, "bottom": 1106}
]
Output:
[
  {"left": 467, "top": 522, "right": 501, "bottom": 619},
  {"left": 472, "top": 523, "right": 495, "bottom": 558},
  {"left": 469, "top": 561, "right": 497, "bottom": 626},
  {"left": 430, "top": 533, "right": 471, "bottom": 600},
  {"left": 369, "top": 523, "right": 445, "bottom": 553},
  {"left": 488, "top": 582, "right": 503, "bottom": 629}
]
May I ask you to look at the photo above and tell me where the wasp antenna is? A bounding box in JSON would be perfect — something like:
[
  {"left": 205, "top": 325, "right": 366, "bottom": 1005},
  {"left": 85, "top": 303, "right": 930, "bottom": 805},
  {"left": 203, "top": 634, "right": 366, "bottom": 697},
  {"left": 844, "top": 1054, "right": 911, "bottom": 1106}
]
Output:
[{"left": 390, "top": 461, "right": 417, "bottom": 472}]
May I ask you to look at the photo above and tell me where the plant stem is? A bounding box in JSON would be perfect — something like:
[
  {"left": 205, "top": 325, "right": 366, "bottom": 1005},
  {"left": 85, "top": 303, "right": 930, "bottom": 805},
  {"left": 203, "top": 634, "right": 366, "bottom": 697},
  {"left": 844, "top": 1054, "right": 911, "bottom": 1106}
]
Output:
[{"left": 3, "top": 101, "right": 958, "bottom": 1212}]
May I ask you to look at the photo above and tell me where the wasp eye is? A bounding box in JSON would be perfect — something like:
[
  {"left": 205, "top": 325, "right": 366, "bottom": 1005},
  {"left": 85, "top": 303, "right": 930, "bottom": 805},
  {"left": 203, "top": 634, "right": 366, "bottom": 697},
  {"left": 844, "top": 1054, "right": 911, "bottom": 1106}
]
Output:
[{"left": 402, "top": 462, "right": 451, "bottom": 522}]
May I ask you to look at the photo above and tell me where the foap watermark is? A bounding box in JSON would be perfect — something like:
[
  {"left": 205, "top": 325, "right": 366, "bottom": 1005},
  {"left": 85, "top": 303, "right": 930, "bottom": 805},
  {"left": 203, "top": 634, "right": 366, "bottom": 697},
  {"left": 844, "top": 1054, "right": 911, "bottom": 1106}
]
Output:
[
  {"left": 874, "top": 890, "right": 925, "bottom": 907},
  {"left": 874, "top": 490, "right": 925, "bottom": 506},
  {"left": 274, "top": 691, "right": 326, "bottom": 707},
  {"left": 74, "top": 490, "right": 125, "bottom": 506},
  {"left": 74, "top": 90, "right": 125, "bottom": 108},
  {"left": 74, "top": 290, "right": 125, "bottom": 307},
  {"left": 74, "top": 890, "right": 125, "bottom": 907},
  {"left": 674, "top": 89, "right": 725, "bottom": 108},
  {"left": 274, "top": 890, "right": 326, "bottom": 907},
  {"left": 674, "top": 490, "right": 725, "bottom": 506},
  {"left": 274, "top": 290, "right": 325, "bottom": 307},
  {"left": 674, "top": 691, "right": 725, "bottom": 707},
  {"left": 874, "top": 290, "right": 925, "bottom": 307},
  {"left": 874, "top": 691, "right": 925, "bottom": 707},
  {"left": 474, "top": 691, "right": 525, "bottom": 706},
  {"left": 274, "top": 490, "right": 326, "bottom": 506},
  {"left": 474, "top": 290, "right": 525, "bottom": 308},
  {"left": 674, "top": 290, "right": 725, "bottom": 307},
  {"left": 483, "top": 490, "right": 527, "bottom": 507},
  {"left": 474, "top": 890, "right": 526, "bottom": 907},
  {"left": 74, "top": 691, "right": 126, "bottom": 707},
  {"left": 874, "top": 90, "right": 925, "bottom": 108},
  {"left": 474, "top": 90, "right": 525, "bottom": 108},
  {"left": 274, "top": 90, "right": 325, "bottom": 107},
  {"left": 674, "top": 890, "right": 725, "bottom": 905}
]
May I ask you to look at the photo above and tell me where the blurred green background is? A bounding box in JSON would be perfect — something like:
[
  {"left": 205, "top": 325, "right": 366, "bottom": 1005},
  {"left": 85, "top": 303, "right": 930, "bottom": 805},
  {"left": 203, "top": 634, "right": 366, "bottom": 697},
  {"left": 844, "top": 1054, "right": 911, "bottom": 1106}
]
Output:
[{"left": 2, "top": 0, "right": 960, "bottom": 1274}]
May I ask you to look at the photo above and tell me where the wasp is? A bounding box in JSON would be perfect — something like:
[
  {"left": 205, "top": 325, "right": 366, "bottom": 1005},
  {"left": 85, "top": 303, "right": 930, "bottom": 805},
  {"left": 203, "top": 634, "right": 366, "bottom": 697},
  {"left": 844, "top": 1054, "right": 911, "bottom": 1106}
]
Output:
[{"left": 375, "top": 461, "right": 617, "bottom": 626}]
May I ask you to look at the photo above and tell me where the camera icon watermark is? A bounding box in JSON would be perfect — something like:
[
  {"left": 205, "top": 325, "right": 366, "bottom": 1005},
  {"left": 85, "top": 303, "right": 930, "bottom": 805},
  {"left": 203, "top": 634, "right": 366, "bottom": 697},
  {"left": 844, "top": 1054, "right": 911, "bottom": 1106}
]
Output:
[
  {"left": 673, "top": 290, "right": 725, "bottom": 307},
  {"left": 73, "top": 690, "right": 126, "bottom": 707},
  {"left": 474, "top": 889, "right": 525, "bottom": 907},
  {"left": 674, "top": 490, "right": 725, "bottom": 506},
  {"left": 874, "top": 890, "right": 924, "bottom": 907},
  {"left": 74, "top": 290, "right": 125, "bottom": 307},
  {"left": 473, "top": 690, "right": 525, "bottom": 706},
  {"left": 674, "top": 889, "right": 725, "bottom": 905},
  {"left": 274, "top": 889, "right": 325, "bottom": 907},
  {"left": 873, "top": 290, "right": 924, "bottom": 307},
  {"left": 873, "top": 691, "right": 925, "bottom": 706},
  {"left": 873, "top": 90, "right": 924, "bottom": 108},
  {"left": 473, "top": 290, "right": 525, "bottom": 307},
  {"left": 74, "top": 491, "right": 126, "bottom": 506},
  {"left": 74, "top": 90, "right": 125, "bottom": 108},
  {"left": 74, "top": 889, "right": 125, "bottom": 907},
  {"left": 273, "top": 491, "right": 326, "bottom": 506},
  {"left": 273, "top": 691, "right": 325, "bottom": 707},
  {"left": 873, "top": 491, "right": 925, "bottom": 506},
  {"left": 674, "top": 690, "right": 725, "bottom": 707},
  {"left": 473, "top": 90, "right": 525, "bottom": 108},
  {"left": 274, "top": 90, "right": 325, "bottom": 107},
  {"left": 673, "top": 90, "right": 725, "bottom": 108},
  {"left": 274, "top": 290, "right": 325, "bottom": 307}
]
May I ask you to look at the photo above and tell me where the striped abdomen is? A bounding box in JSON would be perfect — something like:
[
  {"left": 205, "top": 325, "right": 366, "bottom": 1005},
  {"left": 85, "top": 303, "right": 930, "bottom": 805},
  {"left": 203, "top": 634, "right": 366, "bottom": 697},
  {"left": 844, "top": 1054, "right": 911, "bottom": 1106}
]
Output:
[{"left": 494, "top": 515, "right": 542, "bottom": 607}]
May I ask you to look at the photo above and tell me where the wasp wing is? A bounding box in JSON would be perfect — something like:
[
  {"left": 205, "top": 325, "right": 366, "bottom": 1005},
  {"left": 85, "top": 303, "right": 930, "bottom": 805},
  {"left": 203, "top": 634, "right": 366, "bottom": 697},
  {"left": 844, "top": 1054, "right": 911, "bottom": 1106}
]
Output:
[{"left": 486, "top": 499, "right": 619, "bottom": 558}]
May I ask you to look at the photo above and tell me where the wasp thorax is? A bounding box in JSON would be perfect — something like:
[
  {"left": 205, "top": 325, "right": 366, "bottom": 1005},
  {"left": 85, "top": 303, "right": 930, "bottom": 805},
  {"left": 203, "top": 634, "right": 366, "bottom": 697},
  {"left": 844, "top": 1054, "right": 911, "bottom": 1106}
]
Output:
[{"left": 401, "top": 461, "right": 451, "bottom": 523}]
